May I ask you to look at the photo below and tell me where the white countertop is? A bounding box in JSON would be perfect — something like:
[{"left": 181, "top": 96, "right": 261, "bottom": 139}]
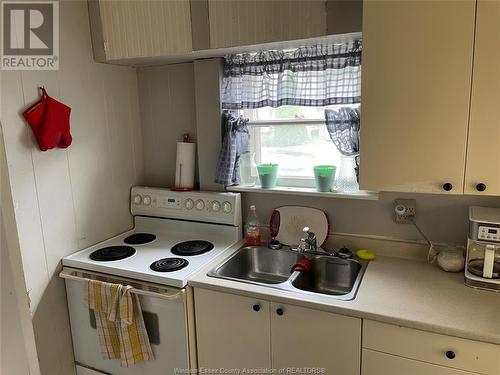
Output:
[{"left": 189, "top": 242, "right": 500, "bottom": 345}]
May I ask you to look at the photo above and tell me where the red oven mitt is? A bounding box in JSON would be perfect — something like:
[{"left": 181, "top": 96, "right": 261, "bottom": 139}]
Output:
[{"left": 22, "top": 88, "right": 72, "bottom": 151}]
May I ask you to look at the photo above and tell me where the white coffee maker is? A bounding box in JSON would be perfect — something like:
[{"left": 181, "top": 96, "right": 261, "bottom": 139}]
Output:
[{"left": 465, "top": 206, "right": 500, "bottom": 291}]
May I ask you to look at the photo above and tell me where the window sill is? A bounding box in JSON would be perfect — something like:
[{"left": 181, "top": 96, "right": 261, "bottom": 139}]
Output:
[{"left": 226, "top": 185, "right": 379, "bottom": 200}]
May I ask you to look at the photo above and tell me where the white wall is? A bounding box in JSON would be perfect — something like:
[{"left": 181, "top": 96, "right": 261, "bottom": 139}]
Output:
[
  {"left": 193, "top": 59, "right": 224, "bottom": 192},
  {"left": 1, "top": 126, "right": 40, "bottom": 375},
  {"left": 0, "top": 1, "right": 143, "bottom": 374},
  {"left": 137, "top": 63, "right": 197, "bottom": 188},
  {"left": 1, "top": 214, "right": 30, "bottom": 375},
  {"left": 241, "top": 192, "right": 500, "bottom": 248},
  {"left": 137, "top": 59, "right": 224, "bottom": 191}
]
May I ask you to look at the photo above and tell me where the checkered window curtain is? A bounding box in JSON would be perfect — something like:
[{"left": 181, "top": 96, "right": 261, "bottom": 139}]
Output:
[
  {"left": 214, "top": 111, "right": 250, "bottom": 187},
  {"left": 325, "top": 107, "right": 361, "bottom": 156},
  {"left": 221, "top": 41, "right": 362, "bottom": 110},
  {"left": 325, "top": 106, "right": 361, "bottom": 182}
]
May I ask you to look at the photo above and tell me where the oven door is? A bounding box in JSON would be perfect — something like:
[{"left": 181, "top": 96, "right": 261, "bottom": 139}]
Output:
[{"left": 61, "top": 268, "right": 191, "bottom": 375}]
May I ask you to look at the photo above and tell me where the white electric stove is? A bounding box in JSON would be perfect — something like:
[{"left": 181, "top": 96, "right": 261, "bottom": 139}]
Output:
[
  {"left": 61, "top": 187, "right": 242, "bottom": 375},
  {"left": 63, "top": 186, "right": 242, "bottom": 287}
]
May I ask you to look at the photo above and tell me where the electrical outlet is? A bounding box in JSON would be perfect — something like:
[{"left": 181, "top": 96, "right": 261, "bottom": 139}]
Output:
[{"left": 394, "top": 199, "right": 416, "bottom": 224}]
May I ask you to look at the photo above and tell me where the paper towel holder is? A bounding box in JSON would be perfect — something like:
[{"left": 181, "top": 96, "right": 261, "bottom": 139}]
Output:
[{"left": 172, "top": 133, "right": 195, "bottom": 191}]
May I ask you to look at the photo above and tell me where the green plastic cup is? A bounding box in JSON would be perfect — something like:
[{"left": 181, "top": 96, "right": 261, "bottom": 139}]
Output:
[
  {"left": 257, "top": 163, "right": 279, "bottom": 188},
  {"left": 313, "top": 165, "right": 336, "bottom": 192}
]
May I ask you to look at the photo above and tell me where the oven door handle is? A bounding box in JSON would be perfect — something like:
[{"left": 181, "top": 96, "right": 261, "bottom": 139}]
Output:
[{"left": 59, "top": 269, "right": 185, "bottom": 302}]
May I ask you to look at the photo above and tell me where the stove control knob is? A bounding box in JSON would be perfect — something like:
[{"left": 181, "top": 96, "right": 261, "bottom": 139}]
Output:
[
  {"left": 223, "top": 201, "right": 232, "bottom": 213},
  {"left": 211, "top": 200, "right": 221, "bottom": 212},
  {"left": 133, "top": 194, "right": 142, "bottom": 205},
  {"left": 184, "top": 198, "right": 194, "bottom": 210},
  {"left": 143, "top": 195, "right": 152, "bottom": 206},
  {"left": 195, "top": 199, "right": 205, "bottom": 210}
]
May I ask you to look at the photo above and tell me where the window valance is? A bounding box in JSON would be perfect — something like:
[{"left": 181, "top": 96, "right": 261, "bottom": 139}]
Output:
[{"left": 221, "top": 41, "right": 362, "bottom": 110}]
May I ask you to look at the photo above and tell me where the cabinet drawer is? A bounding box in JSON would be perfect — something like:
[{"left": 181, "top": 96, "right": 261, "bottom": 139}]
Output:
[
  {"left": 363, "top": 320, "right": 499, "bottom": 375},
  {"left": 362, "top": 349, "right": 477, "bottom": 375}
]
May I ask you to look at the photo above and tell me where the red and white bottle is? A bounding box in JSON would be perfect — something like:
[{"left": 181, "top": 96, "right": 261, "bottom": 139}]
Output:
[{"left": 245, "top": 205, "right": 261, "bottom": 246}]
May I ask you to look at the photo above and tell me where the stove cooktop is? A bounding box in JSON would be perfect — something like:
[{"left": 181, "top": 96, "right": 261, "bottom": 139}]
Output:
[{"left": 62, "top": 216, "right": 240, "bottom": 288}]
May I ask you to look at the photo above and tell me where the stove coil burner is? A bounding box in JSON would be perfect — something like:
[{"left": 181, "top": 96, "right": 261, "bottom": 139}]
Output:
[
  {"left": 150, "top": 258, "right": 189, "bottom": 272},
  {"left": 90, "top": 246, "right": 136, "bottom": 261},
  {"left": 171, "top": 240, "right": 214, "bottom": 256},
  {"left": 124, "top": 233, "right": 157, "bottom": 245}
]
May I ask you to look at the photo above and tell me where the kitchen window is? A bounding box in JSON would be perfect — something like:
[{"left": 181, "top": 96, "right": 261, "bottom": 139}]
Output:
[
  {"left": 239, "top": 105, "right": 358, "bottom": 188},
  {"left": 216, "top": 42, "right": 362, "bottom": 192}
]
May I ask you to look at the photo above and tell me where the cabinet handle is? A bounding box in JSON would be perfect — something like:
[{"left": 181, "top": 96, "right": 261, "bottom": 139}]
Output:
[
  {"left": 443, "top": 183, "right": 453, "bottom": 191},
  {"left": 445, "top": 351, "right": 456, "bottom": 360},
  {"left": 276, "top": 308, "right": 284, "bottom": 316},
  {"left": 476, "top": 183, "right": 486, "bottom": 192},
  {"left": 252, "top": 304, "right": 260, "bottom": 312}
]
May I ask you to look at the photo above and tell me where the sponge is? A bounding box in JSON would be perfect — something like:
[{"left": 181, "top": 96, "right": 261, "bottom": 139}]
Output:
[{"left": 356, "top": 249, "right": 376, "bottom": 261}]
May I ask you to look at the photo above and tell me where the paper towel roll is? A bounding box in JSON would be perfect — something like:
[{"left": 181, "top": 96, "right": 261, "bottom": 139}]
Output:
[{"left": 174, "top": 142, "right": 195, "bottom": 190}]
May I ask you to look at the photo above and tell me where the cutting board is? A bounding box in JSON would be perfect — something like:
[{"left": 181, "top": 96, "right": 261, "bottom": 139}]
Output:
[{"left": 269, "top": 206, "right": 329, "bottom": 247}]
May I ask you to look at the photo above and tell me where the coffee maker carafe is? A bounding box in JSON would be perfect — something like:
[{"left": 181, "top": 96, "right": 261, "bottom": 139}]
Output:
[{"left": 465, "top": 206, "right": 500, "bottom": 291}]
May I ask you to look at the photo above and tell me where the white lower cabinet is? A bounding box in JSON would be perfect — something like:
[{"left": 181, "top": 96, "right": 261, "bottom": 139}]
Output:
[
  {"left": 270, "top": 302, "right": 360, "bottom": 373},
  {"left": 362, "top": 349, "right": 477, "bottom": 375},
  {"left": 194, "top": 288, "right": 271, "bottom": 368},
  {"left": 362, "top": 320, "right": 500, "bottom": 375},
  {"left": 194, "top": 288, "right": 361, "bottom": 373},
  {"left": 194, "top": 289, "right": 499, "bottom": 375}
]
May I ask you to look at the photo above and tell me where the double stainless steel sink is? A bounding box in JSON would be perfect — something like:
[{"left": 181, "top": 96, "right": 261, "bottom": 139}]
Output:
[{"left": 207, "top": 246, "right": 368, "bottom": 301}]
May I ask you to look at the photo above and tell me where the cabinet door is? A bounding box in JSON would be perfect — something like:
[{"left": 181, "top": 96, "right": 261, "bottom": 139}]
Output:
[
  {"left": 465, "top": 0, "right": 500, "bottom": 196},
  {"left": 270, "top": 303, "right": 361, "bottom": 374},
  {"left": 362, "top": 349, "right": 478, "bottom": 375},
  {"left": 207, "top": 1, "right": 326, "bottom": 49},
  {"left": 90, "top": 0, "right": 192, "bottom": 61},
  {"left": 360, "top": 1, "right": 475, "bottom": 193},
  {"left": 194, "top": 288, "right": 271, "bottom": 369}
]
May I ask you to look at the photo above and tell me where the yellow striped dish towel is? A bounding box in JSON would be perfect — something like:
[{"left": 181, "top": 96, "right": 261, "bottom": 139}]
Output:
[{"left": 84, "top": 280, "right": 155, "bottom": 367}]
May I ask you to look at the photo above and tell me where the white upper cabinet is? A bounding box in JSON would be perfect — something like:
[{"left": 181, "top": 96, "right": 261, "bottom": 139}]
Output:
[
  {"left": 360, "top": 0, "right": 476, "bottom": 194},
  {"left": 464, "top": 0, "right": 500, "bottom": 196},
  {"left": 88, "top": 1, "right": 363, "bottom": 60},
  {"left": 207, "top": 0, "right": 327, "bottom": 49},
  {"left": 88, "top": 0, "right": 192, "bottom": 61}
]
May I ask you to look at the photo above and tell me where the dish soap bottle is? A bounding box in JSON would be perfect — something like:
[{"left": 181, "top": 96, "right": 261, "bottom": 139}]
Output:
[{"left": 245, "top": 205, "right": 261, "bottom": 246}]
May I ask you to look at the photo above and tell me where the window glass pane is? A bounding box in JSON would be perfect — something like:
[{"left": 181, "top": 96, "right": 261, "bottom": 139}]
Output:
[
  {"left": 240, "top": 104, "right": 354, "bottom": 121},
  {"left": 240, "top": 106, "right": 325, "bottom": 121},
  {"left": 251, "top": 124, "right": 340, "bottom": 178},
  {"left": 241, "top": 104, "right": 357, "bottom": 187}
]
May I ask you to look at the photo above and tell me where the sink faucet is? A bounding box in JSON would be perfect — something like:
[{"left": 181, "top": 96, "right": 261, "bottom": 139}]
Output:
[{"left": 299, "top": 227, "right": 317, "bottom": 253}]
